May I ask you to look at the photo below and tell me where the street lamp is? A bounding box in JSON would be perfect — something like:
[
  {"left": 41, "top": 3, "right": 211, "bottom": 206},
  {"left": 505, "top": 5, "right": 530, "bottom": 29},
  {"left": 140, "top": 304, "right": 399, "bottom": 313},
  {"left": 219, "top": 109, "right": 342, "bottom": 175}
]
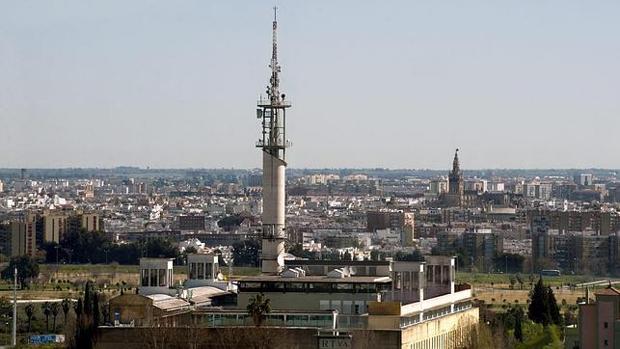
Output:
[
  {"left": 12, "top": 268, "right": 17, "bottom": 347},
  {"left": 54, "top": 245, "right": 60, "bottom": 277}
]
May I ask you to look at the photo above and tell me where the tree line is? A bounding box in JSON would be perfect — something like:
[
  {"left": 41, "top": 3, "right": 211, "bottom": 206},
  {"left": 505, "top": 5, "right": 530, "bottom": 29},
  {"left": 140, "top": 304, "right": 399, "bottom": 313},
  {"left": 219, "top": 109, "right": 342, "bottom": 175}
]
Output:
[{"left": 40, "top": 228, "right": 180, "bottom": 265}]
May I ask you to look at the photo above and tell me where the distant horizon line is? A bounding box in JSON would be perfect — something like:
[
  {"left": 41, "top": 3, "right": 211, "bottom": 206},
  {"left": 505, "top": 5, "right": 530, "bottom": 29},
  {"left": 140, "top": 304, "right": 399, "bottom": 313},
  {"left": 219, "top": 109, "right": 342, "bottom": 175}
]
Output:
[{"left": 0, "top": 167, "right": 618, "bottom": 172}]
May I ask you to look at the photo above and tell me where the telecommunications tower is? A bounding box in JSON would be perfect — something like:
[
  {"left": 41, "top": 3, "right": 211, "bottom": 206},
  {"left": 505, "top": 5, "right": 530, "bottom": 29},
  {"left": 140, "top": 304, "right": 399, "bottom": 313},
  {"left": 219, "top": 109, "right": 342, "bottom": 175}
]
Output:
[{"left": 256, "top": 7, "right": 291, "bottom": 274}]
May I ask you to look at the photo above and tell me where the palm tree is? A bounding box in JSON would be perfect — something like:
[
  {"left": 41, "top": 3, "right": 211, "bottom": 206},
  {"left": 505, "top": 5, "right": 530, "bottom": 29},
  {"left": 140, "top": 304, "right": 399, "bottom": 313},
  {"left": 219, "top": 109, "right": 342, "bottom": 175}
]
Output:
[
  {"left": 42, "top": 302, "right": 51, "bottom": 331},
  {"left": 61, "top": 298, "right": 71, "bottom": 326},
  {"left": 50, "top": 302, "right": 60, "bottom": 332},
  {"left": 246, "top": 293, "right": 271, "bottom": 327},
  {"left": 24, "top": 303, "right": 35, "bottom": 333}
]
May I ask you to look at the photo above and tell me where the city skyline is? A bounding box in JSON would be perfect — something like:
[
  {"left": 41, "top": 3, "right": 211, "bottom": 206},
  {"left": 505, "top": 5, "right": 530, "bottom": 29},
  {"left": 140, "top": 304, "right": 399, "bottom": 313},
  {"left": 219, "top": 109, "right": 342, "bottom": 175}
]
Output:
[{"left": 2, "top": 1, "right": 619, "bottom": 169}]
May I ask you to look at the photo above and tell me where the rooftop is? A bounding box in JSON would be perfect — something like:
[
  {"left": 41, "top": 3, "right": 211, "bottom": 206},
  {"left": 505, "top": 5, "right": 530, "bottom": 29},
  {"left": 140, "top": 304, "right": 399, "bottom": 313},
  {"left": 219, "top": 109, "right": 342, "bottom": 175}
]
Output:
[
  {"left": 237, "top": 275, "right": 392, "bottom": 284},
  {"left": 595, "top": 286, "right": 620, "bottom": 296},
  {"left": 146, "top": 294, "right": 190, "bottom": 311},
  {"left": 284, "top": 260, "right": 390, "bottom": 266},
  {"left": 187, "top": 286, "right": 230, "bottom": 305}
]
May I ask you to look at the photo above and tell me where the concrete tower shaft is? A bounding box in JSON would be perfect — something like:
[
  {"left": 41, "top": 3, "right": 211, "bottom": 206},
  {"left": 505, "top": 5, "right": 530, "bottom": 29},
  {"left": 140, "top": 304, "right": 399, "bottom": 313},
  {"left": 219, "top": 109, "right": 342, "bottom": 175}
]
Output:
[
  {"left": 256, "top": 7, "right": 291, "bottom": 274},
  {"left": 261, "top": 152, "right": 286, "bottom": 274}
]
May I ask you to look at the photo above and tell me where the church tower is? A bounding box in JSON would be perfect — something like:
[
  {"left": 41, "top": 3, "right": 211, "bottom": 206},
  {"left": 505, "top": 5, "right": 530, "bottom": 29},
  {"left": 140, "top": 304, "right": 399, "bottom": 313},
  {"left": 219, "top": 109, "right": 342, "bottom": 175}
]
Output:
[{"left": 446, "top": 149, "right": 464, "bottom": 207}]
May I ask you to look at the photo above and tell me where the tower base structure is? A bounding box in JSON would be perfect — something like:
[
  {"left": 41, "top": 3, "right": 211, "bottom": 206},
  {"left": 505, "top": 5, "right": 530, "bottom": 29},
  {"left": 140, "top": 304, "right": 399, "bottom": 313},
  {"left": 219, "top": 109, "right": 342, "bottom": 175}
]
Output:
[{"left": 261, "top": 151, "right": 286, "bottom": 274}]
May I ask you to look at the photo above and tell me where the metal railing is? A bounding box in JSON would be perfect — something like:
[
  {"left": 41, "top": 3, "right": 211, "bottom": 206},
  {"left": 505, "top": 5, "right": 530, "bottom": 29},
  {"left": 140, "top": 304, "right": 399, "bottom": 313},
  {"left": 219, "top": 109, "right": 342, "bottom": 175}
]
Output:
[{"left": 257, "top": 98, "right": 292, "bottom": 107}]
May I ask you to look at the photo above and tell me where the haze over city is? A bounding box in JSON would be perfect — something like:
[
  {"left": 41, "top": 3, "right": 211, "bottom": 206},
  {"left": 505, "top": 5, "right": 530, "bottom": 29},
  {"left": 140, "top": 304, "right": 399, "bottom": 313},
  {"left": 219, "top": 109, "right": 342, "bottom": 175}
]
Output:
[{"left": 2, "top": 1, "right": 618, "bottom": 169}]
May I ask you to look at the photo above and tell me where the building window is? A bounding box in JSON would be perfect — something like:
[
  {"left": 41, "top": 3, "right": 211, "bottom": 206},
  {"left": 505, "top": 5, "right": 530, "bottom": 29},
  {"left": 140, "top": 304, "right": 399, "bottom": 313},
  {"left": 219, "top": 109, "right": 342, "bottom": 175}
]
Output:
[
  {"left": 150, "top": 269, "right": 158, "bottom": 287},
  {"left": 159, "top": 269, "right": 166, "bottom": 287},
  {"left": 141, "top": 269, "right": 149, "bottom": 287},
  {"left": 604, "top": 339, "right": 608, "bottom": 346},
  {"left": 604, "top": 322, "right": 609, "bottom": 329},
  {"left": 206, "top": 263, "right": 212, "bottom": 279},
  {"left": 196, "top": 263, "right": 204, "bottom": 279},
  {"left": 190, "top": 263, "right": 197, "bottom": 280},
  {"left": 443, "top": 266, "right": 450, "bottom": 284}
]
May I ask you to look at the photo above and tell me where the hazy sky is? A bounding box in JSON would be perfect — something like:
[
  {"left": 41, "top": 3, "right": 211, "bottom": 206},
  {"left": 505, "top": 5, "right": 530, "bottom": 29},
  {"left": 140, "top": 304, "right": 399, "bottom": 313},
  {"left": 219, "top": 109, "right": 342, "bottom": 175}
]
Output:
[{"left": 1, "top": 1, "right": 619, "bottom": 169}]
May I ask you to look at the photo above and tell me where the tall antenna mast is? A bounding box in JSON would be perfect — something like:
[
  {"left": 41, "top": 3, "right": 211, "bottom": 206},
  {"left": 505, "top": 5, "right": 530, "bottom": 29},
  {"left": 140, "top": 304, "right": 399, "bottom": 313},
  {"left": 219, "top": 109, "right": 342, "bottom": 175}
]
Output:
[
  {"left": 268, "top": 6, "right": 281, "bottom": 105},
  {"left": 256, "top": 7, "right": 291, "bottom": 274}
]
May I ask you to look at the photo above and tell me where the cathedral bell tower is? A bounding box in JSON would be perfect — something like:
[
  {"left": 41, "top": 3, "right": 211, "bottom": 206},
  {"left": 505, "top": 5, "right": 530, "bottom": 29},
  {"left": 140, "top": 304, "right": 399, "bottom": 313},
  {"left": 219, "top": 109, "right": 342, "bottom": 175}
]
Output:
[{"left": 446, "top": 149, "right": 464, "bottom": 207}]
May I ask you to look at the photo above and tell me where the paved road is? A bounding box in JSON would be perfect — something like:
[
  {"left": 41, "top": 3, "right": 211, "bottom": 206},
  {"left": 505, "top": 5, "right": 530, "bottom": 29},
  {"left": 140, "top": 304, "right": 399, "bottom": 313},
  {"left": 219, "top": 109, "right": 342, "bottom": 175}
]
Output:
[
  {"left": 9, "top": 299, "right": 76, "bottom": 304},
  {"left": 575, "top": 280, "right": 620, "bottom": 288}
]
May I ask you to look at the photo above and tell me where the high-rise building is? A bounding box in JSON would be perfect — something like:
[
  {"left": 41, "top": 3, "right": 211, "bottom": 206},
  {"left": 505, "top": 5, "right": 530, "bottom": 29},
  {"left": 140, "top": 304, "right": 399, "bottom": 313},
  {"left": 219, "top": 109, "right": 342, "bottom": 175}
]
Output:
[
  {"left": 465, "top": 179, "right": 488, "bottom": 193},
  {"left": 574, "top": 173, "right": 593, "bottom": 186},
  {"left": 488, "top": 181, "right": 505, "bottom": 192},
  {"left": 522, "top": 181, "right": 553, "bottom": 200},
  {"left": 80, "top": 213, "right": 102, "bottom": 232},
  {"left": 10, "top": 220, "right": 37, "bottom": 258},
  {"left": 611, "top": 185, "right": 620, "bottom": 203},
  {"left": 528, "top": 209, "right": 620, "bottom": 236},
  {"left": 573, "top": 234, "right": 610, "bottom": 274},
  {"left": 367, "top": 210, "right": 403, "bottom": 232},
  {"left": 463, "top": 230, "right": 504, "bottom": 273},
  {"left": 42, "top": 211, "right": 103, "bottom": 243},
  {"left": 429, "top": 177, "right": 448, "bottom": 195},
  {"left": 44, "top": 213, "right": 68, "bottom": 243}
]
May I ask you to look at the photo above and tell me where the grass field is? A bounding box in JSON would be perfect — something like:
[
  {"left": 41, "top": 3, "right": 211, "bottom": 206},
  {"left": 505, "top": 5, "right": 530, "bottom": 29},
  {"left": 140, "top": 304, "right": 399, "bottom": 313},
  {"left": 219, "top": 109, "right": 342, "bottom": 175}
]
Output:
[
  {"left": 474, "top": 287, "right": 583, "bottom": 307},
  {"left": 456, "top": 272, "right": 600, "bottom": 287},
  {"left": 0, "top": 264, "right": 261, "bottom": 301},
  {"left": 40, "top": 264, "right": 140, "bottom": 274},
  {"left": 455, "top": 271, "right": 606, "bottom": 309}
]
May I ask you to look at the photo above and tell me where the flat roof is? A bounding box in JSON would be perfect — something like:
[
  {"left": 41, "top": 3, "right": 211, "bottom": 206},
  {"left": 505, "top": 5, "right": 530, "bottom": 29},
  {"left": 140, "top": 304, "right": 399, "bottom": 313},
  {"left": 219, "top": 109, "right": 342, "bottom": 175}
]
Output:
[
  {"left": 237, "top": 275, "right": 392, "bottom": 284},
  {"left": 284, "top": 260, "right": 390, "bottom": 266},
  {"left": 187, "top": 286, "right": 230, "bottom": 305},
  {"left": 139, "top": 257, "right": 175, "bottom": 261},
  {"left": 146, "top": 294, "right": 190, "bottom": 311},
  {"left": 192, "top": 308, "right": 337, "bottom": 315}
]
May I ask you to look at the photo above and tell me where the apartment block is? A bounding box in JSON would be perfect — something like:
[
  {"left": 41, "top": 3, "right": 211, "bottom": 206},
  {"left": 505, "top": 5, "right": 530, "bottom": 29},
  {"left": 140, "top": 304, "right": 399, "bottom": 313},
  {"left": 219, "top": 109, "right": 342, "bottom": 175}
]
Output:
[{"left": 10, "top": 221, "right": 37, "bottom": 257}]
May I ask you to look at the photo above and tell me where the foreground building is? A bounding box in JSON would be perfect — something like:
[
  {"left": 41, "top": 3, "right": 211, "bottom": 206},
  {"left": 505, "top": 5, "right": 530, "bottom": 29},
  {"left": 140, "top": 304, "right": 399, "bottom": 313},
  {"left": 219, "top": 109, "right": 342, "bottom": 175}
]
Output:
[
  {"left": 99, "top": 254, "right": 478, "bottom": 349},
  {"left": 579, "top": 286, "right": 620, "bottom": 349}
]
